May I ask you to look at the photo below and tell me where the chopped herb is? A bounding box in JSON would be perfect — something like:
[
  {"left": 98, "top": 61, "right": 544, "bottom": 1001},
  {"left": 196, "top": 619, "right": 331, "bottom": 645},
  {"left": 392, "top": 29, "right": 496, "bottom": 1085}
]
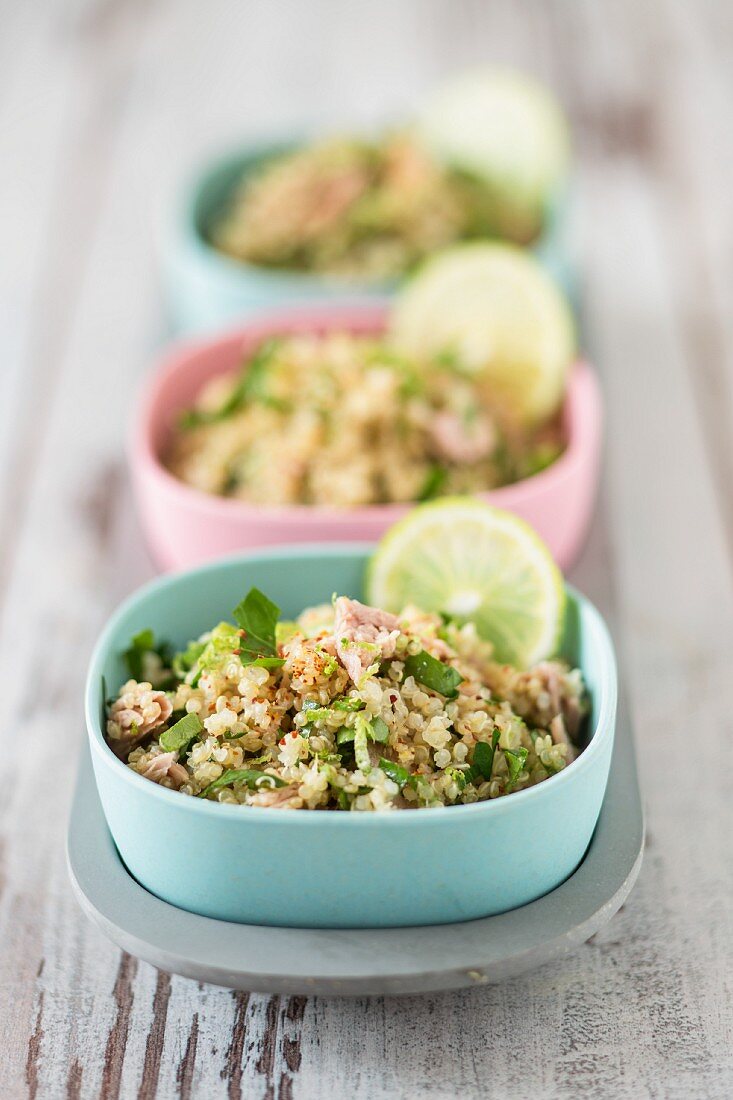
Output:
[
  {"left": 232, "top": 587, "right": 285, "bottom": 667},
  {"left": 159, "top": 713, "right": 204, "bottom": 755},
  {"left": 378, "top": 758, "right": 410, "bottom": 788},
  {"left": 369, "top": 716, "right": 390, "bottom": 743},
  {"left": 337, "top": 716, "right": 388, "bottom": 746},
  {"left": 123, "top": 628, "right": 172, "bottom": 683},
  {"left": 202, "top": 768, "right": 286, "bottom": 796},
  {"left": 353, "top": 718, "right": 371, "bottom": 773},
  {"left": 332, "top": 696, "right": 366, "bottom": 713},
  {"left": 336, "top": 789, "right": 351, "bottom": 810},
  {"left": 179, "top": 340, "right": 284, "bottom": 429},
  {"left": 418, "top": 464, "right": 448, "bottom": 501},
  {"left": 504, "top": 747, "right": 529, "bottom": 791},
  {"left": 445, "top": 765, "right": 467, "bottom": 791},
  {"left": 465, "top": 729, "right": 500, "bottom": 784},
  {"left": 403, "top": 650, "right": 463, "bottom": 698},
  {"left": 172, "top": 639, "right": 206, "bottom": 680}
]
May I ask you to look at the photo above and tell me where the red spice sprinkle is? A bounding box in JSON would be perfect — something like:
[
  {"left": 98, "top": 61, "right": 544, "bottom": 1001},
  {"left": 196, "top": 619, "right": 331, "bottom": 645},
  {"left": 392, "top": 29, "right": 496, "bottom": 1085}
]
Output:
[
  {"left": 389, "top": 693, "right": 398, "bottom": 703},
  {"left": 290, "top": 731, "right": 298, "bottom": 739}
]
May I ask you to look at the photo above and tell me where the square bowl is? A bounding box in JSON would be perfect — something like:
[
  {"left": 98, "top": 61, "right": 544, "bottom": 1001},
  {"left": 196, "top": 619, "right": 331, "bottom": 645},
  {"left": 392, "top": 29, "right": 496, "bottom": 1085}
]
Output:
[{"left": 85, "top": 545, "right": 617, "bottom": 929}]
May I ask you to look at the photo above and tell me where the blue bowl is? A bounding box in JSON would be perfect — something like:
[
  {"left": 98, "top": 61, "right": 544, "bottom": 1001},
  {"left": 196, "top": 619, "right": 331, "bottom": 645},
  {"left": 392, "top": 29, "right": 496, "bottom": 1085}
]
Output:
[
  {"left": 165, "top": 141, "right": 577, "bottom": 335},
  {"left": 85, "top": 545, "right": 616, "bottom": 928}
]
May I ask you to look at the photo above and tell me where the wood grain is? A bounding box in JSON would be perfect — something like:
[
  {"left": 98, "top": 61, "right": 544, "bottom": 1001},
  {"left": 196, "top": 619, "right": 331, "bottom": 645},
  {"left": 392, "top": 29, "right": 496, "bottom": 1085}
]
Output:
[{"left": 0, "top": 0, "right": 731, "bottom": 1097}]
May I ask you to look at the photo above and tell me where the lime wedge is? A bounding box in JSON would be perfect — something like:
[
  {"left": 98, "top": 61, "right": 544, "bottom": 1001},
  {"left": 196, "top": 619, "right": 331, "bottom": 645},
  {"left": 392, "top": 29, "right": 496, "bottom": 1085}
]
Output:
[
  {"left": 390, "top": 242, "right": 575, "bottom": 426},
  {"left": 415, "top": 67, "right": 570, "bottom": 227},
  {"left": 366, "top": 498, "right": 565, "bottom": 667}
]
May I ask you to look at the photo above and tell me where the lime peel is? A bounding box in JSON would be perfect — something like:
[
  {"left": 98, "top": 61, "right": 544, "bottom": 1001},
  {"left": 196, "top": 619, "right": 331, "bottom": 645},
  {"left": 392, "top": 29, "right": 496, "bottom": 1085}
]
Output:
[{"left": 367, "top": 497, "right": 565, "bottom": 668}]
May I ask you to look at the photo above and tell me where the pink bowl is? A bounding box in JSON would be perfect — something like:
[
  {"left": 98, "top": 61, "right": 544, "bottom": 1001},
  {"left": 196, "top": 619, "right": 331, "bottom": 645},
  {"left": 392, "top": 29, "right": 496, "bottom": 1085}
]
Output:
[{"left": 131, "top": 306, "right": 602, "bottom": 572}]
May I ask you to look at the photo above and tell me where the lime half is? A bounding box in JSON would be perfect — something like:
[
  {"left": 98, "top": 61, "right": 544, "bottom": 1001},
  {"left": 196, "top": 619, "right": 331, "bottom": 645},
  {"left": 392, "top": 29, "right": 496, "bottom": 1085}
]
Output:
[
  {"left": 390, "top": 242, "right": 575, "bottom": 426},
  {"left": 415, "top": 68, "right": 570, "bottom": 216},
  {"left": 366, "top": 498, "right": 565, "bottom": 667}
]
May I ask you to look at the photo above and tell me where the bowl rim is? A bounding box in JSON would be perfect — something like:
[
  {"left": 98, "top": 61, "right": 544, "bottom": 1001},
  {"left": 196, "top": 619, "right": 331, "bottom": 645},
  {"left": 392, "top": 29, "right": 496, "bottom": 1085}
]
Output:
[
  {"left": 86, "top": 542, "right": 617, "bottom": 827},
  {"left": 130, "top": 304, "right": 601, "bottom": 526},
  {"left": 176, "top": 137, "right": 567, "bottom": 290}
]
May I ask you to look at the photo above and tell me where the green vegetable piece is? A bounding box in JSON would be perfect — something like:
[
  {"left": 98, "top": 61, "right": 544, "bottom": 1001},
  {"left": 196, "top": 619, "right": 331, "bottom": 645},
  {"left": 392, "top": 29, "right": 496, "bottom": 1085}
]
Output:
[
  {"left": 171, "top": 639, "right": 206, "bottom": 680},
  {"left": 159, "top": 713, "right": 204, "bottom": 756},
  {"left": 203, "top": 768, "right": 286, "bottom": 796},
  {"left": 353, "top": 718, "right": 372, "bottom": 773},
  {"left": 336, "top": 789, "right": 351, "bottom": 811},
  {"left": 378, "top": 758, "right": 410, "bottom": 788},
  {"left": 465, "top": 729, "right": 500, "bottom": 784},
  {"left": 332, "top": 696, "right": 366, "bottom": 712},
  {"left": 179, "top": 340, "right": 283, "bottom": 429},
  {"left": 336, "top": 727, "right": 355, "bottom": 746},
  {"left": 504, "top": 747, "right": 529, "bottom": 791},
  {"left": 370, "top": 716, "right": 390, "bottom": 743},
  {"left": 403, "top": 650, "right": 463, "bottom": 698},
  {"left": 232, "top": 587, "right": 284, "bottom": 667},
  {"left": 123, "top": 628, "right": 156, "bottom": 681},
  {"left": 418, "top": 464, "right": 448, "bottom": 502}
]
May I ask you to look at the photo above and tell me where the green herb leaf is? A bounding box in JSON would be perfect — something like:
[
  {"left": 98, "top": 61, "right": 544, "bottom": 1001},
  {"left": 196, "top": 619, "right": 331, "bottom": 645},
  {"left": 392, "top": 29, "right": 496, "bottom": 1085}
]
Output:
[
  {"left": 179, "top": 340, "right": 284, "bottom": 430},
  {"left": 378, "top": 758, "right": 410, "bottom": 788},
  {"left": 123, "top": 629, "right": 155, "bottom": 681},
  {"left": 251, "top": 655, "right": 286, "bottom": 669},
  {"left": 123, "top": 629, "right": 174, "bottom": 686},
  {"left": 202, "top": 768, "right": 286, "bottom": 796},
  {"left": 332, "top": 696, "right": 366, "bottom": 712},
  {"left": 336, "top": 789, "right": 351, "bottom": 810},
  {"left": 232, "top": 587, "right": 283, "bottom": 665},
  {"left": 464, "top": 729, "right": 500, "bottom": 784},
  {"left": 418, "top": 464, "right": 448, "bottom": 502},
  {"left": 336, "top": 727, "right": 355, "bottom": 746},
  {"left": 504, "top": 747, "right": 529, "bottom": 791},
  {"left": 369, "top": 716, "right": 390, "bottom": 743},
  {"left": 353, "top": 718, "right": 372, "bottom": 773},
  {"left": 445, "top": 765, "right": 467, "bottom": 791},
  {"left": 159, "top": 713, "right": 204, "bottom": 755},
  {"left": 171, "top": 639, "right": 206, "bottom": 680},
  {"left": 403, "top": 650, "right": 463, "bottom": 698}
]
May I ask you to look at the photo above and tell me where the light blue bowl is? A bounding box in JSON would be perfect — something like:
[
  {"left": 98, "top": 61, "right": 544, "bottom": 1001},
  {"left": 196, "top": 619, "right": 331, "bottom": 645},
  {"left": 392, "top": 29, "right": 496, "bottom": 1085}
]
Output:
[
  {"left": 165, "top": 142, "right": 577, "bottom": 335},
  {"left": 85, "top": 545, "right": 616, "bottom": 928}
]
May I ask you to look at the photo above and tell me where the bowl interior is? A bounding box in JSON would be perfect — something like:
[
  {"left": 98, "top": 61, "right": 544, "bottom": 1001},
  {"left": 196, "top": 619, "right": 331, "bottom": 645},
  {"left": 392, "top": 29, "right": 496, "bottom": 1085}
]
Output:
[
  {"left": 88, "top": 546, "right": 614, "bottom": 775},
  {"left": 191, "top": 143, "right": 295, "bottom": 251}
]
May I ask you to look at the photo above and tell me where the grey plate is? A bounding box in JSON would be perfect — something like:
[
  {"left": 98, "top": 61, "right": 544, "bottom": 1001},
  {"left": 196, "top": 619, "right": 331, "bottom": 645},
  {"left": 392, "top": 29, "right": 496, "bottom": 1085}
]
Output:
[{"left": 67, "top": 700, "right": 643, "bottom": 996}]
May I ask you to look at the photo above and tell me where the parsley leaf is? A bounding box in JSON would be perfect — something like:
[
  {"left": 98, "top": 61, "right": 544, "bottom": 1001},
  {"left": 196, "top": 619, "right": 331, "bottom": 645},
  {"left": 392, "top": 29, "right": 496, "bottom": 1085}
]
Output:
[
  {"left": 378, "top": 758, "right": 410, "bottom": 788},
  {"left": 231, "top": 587, "right": 285, "bottom": 667},
  {"left": 202, "top": 768, "right": 286, "bottom": 796},
  {"left": 465, "top": 729, "right": 500, "bottom": 784},
  {"left": 403, "top": 650, "right": 463, "bottom": 698},
  {"left": 504, "top": 747, "right": 529, "bottom": 791},
  {"left": 159, "top": 713, "right": 203, "bottom": 755},
  {"left": 418, "top": 464, "right": 448, "bottom": 501}
]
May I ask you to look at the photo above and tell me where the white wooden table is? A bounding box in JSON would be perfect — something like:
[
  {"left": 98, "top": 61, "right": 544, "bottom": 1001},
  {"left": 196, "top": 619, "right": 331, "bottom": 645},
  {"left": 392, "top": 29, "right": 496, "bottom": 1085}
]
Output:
[{"left": 1, "top": 0, "right": 731, "bottom": 1096}]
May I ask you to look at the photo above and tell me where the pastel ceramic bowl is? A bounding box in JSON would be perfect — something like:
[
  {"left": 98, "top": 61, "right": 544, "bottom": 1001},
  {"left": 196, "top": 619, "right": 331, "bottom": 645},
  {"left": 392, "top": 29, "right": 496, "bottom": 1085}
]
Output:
[
  {"left": 164, "top": 141, "right": 577, "bottom": 334},
  {"left": 131, "top": 306, "right": 603, "bottom": 572},
  {"left": 85, "top": 545, "right": 617, "bottom": 929}
]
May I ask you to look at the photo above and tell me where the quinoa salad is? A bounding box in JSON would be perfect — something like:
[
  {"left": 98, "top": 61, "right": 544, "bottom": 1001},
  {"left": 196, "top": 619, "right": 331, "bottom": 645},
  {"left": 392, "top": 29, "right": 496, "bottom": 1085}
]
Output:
[
  {"left": 210, "top": 135, "right": 545, "bottom": 280},
  {"left": 166, "top": 333, "right": 563, "bottom": 506},
  {"left": 106, "top": 587, "right": 587, "bottom": 811}
]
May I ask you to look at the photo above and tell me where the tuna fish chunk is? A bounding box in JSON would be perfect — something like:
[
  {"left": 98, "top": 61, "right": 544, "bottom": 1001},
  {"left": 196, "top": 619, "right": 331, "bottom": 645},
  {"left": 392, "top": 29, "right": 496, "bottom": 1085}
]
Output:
[
  {"left": 333, "top": 596, "right": 400, "bottom": 684},
  {"left": 141, "top": 751, "right": 189, "bottom": 787},
  {"left": 107, "top": 680, "right": 173, "bottom": 758}
]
